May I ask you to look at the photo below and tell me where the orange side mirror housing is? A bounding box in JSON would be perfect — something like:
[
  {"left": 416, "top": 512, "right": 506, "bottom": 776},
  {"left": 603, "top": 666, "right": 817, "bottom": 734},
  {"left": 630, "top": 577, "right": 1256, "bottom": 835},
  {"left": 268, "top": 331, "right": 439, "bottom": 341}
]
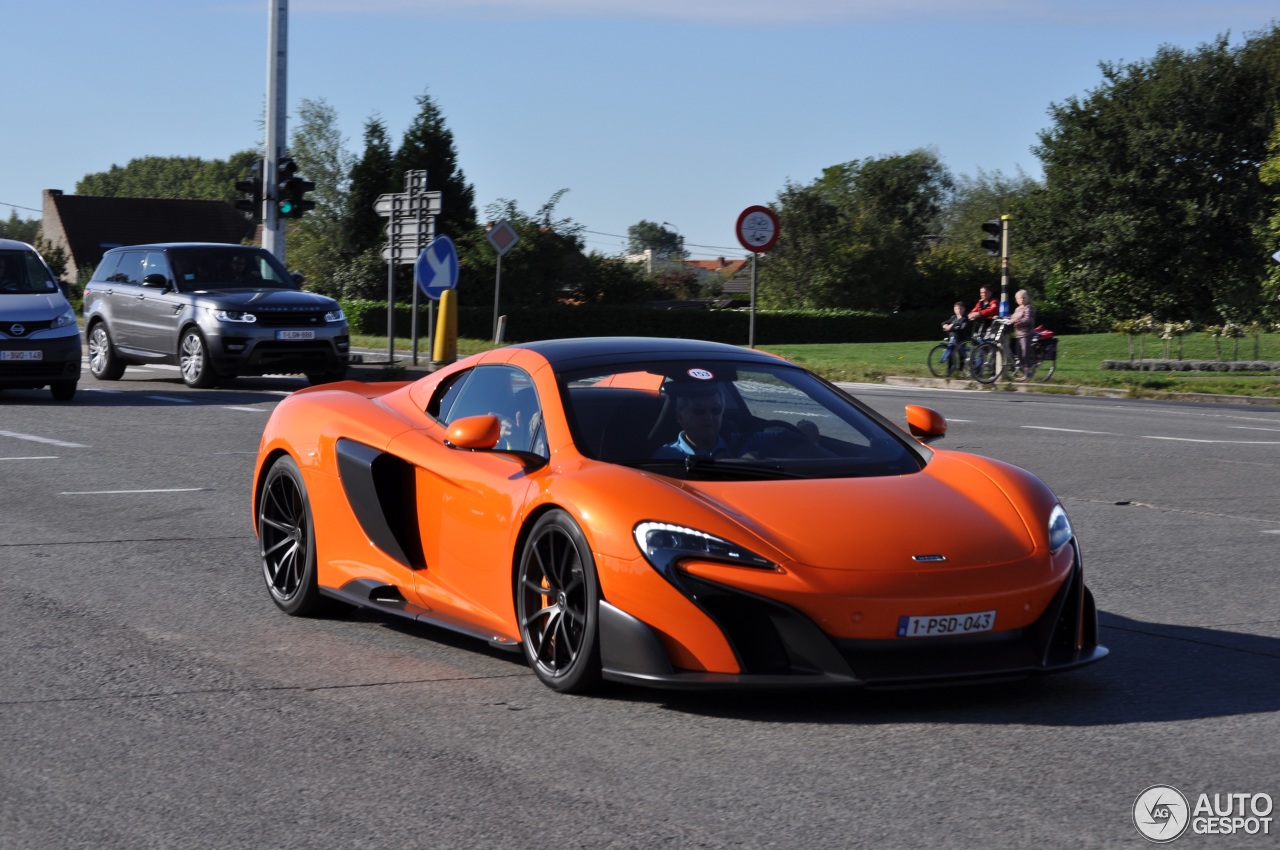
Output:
[{"left": 905, "top": 405, "right": 947, "bottom": 443}]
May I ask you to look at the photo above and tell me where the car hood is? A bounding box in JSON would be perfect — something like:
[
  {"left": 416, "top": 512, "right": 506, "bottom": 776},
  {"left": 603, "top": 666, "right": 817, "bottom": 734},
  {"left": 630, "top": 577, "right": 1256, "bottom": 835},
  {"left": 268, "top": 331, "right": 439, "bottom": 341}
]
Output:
[
  {"left": 0, "top": 293, "right": 72, "bottom": 321},
  {"left": 189, "top": 288, "right": 339, "bottom": 310},
  {"left": 660, "top": 453, "right": 1039, "bottom": 571}
]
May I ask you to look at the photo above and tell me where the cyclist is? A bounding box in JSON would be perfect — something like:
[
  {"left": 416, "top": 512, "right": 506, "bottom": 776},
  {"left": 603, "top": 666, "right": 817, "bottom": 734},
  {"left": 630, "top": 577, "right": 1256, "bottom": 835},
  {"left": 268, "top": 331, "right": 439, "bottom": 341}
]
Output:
[
  {"left": 1010, "top": 289, "right": 1037, "bottom": 379},
  {"left": 942, "top": 301, "right": 970, "bottom": 343},
  {"left": 966, "top": 286, "right": 1000, "bottom": 338}
]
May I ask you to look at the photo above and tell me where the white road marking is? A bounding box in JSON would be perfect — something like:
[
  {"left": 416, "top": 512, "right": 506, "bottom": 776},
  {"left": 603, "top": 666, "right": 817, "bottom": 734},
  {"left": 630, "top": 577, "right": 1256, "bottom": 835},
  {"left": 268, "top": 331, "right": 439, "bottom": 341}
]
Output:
[
  {"left": 0, "top": 430, "right": 89, "bottom": 448},
  {"left": 224, "top": 406, "right": 269, "bottom": 413},
  {"left": 146, "top": 395, "right": 195, "bottom": 404},
  {"left": 1, "top": 456, "right": 59, "bottom": 461},
  {"left": 1140, "top": 436, "right": 1280, "bottom": 444},
  {"left": 1024, "top": 426, "right": 1116, "bottom": 436},
  {"left": 60, "top": 488, "right": 211, "bottom": 495}
]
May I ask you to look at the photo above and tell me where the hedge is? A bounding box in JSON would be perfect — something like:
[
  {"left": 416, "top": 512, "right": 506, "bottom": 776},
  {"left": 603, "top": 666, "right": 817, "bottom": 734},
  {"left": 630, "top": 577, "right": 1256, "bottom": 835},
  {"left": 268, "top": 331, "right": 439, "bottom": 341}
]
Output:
[{"left": 340, "top": 300, "right": 943, "bottom": 345}]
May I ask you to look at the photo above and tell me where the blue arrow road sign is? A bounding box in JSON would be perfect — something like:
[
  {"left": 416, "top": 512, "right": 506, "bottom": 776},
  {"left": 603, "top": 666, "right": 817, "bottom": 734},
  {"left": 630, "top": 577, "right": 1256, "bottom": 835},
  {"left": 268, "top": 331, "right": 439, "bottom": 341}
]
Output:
[{"left": 415, "top": 235, "right": 459, "bottom": 301}]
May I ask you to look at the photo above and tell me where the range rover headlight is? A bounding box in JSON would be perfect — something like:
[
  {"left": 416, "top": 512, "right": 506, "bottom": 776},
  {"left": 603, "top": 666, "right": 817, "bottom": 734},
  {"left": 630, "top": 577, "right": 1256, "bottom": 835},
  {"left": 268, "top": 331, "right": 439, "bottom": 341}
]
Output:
[
  {"left": 1048, "top": 503, "right": 1074, "bottom": 555},
  {"left": 634, "top": 521, "right": 776, "bottom": 578},
  {"left": 211, "top": 309, "right": 257, "bottom": 323},
  {"left": 324, "top": 308, "right": 345, "bottom": 323}
]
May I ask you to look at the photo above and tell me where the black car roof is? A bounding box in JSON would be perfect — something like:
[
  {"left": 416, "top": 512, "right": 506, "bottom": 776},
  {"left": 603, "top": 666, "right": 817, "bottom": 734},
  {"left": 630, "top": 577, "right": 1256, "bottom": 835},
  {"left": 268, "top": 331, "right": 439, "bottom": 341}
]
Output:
[{"left": 516, "top": 337, "right": 788, "bottom": 371}]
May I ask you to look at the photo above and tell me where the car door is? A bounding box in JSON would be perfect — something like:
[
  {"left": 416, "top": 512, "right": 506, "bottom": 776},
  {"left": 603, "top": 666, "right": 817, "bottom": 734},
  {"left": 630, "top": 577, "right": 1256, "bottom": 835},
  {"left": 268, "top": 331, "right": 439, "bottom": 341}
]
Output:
[
  {"left": 387, "top": 365, "right": 546, "bottom": 638},
  {"left": 130, "top": 251, "right": 182, "bottom": 358},
  {"left": 96, "top": 250, "right": 147, "bottom": 352}
]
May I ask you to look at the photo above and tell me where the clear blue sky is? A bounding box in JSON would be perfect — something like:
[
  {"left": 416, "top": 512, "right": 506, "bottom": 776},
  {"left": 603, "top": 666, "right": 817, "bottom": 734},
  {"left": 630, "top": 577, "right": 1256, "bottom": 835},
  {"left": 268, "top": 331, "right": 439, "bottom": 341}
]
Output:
[{"left": 7, "top": 1, "right": 1277, "bottom": 261}]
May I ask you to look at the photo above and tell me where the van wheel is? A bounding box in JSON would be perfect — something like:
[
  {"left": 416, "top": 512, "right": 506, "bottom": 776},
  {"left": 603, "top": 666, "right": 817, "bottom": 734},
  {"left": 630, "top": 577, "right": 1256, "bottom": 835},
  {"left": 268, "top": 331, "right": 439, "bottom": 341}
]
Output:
[{"left": 50, "top": 381, "right": 77, "bottom": 401}]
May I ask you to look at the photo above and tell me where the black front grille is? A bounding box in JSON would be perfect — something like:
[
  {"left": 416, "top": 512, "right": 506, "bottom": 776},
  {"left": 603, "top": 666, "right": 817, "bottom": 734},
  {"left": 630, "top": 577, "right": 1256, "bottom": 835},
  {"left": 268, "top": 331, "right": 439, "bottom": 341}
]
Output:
[
  {"left": 2, "top": 320, "right": 54, "bottom": 337},
  {"left": 254, "top": 312, "right": 331, "bottom": 328}
]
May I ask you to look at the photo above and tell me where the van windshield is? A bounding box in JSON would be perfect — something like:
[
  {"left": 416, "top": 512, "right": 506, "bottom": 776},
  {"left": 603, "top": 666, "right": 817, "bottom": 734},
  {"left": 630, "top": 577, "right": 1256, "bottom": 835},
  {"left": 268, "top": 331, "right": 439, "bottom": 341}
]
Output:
[{"left": 0, "top": 250, "right": 59, "bottom": 295}]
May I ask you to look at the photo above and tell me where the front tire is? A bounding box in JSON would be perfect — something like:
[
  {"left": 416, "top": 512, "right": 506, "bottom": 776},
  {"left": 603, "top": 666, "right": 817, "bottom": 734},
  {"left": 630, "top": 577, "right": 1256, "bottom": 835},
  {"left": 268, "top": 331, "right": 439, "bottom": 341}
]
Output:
[
  {"left": 50, "top": 381, "right": 77, "bottom": 401},
  {"left": 179, "top": 328, "right": 218, "bottom": 388},
  {"left": 258, "top": 455, "right": 324, "bottom": 616},
  {"left": 87, "top": 323, "right": 125, "bottom": 380},
  {"left": 516, "top": 510, "right": 602, "bottom": 693},
  {"left": 970, "top": 342, "right": 1003, "bottom": 384}
]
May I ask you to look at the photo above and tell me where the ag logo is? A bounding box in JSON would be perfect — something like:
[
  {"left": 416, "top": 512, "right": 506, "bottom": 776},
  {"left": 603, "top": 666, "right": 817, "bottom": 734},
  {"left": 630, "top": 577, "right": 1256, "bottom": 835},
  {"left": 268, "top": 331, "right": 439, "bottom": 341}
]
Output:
[{"left": 1134, "top": 785, "right": 1190, "bottom": 843}]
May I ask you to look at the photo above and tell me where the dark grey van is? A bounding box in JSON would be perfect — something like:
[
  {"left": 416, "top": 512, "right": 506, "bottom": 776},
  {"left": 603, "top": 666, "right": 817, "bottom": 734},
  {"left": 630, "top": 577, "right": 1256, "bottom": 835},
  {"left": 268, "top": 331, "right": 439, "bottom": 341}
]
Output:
[{"left": 83, "top": 243, "right": 349, "bottom": 388}]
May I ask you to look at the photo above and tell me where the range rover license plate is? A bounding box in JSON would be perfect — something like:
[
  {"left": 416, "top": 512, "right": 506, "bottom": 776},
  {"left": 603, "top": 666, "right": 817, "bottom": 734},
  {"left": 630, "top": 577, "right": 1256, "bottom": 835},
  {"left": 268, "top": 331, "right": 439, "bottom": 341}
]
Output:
[
  {"left": 276, "top": 330, "right": 315, "bottom": 341},
  {"left": 896, "top": 610, "right": 995, "bottom": 638}
]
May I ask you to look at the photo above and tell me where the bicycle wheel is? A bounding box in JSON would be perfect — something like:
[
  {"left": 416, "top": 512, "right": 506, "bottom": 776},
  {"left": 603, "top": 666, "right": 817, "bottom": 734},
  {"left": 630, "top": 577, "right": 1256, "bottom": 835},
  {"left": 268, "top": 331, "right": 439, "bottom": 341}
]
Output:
[
  {"left": 1037, "top": 353, "right": 1056, "bottom": 381},
  {"left": 970, "top": 342, "right": 1003, "bottom": 384},
  {"left": 927, "top": 342, "right": 958, "bottom": 378}
]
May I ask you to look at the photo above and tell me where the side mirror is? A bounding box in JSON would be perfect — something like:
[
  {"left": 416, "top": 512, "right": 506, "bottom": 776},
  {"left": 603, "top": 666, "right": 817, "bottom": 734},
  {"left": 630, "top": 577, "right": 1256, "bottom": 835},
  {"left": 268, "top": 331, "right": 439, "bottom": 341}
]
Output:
[
  {"left": 905, "top": 404, "right": 947, "bottom": 443},
  {"left": 444, "top": 413, "right": 548, "bottom": 470},
  {"left": 445, "top": 414, "right": 502, "bottom": 450},
  {"left": 142, "top": 273, "right": 170, "bottom": 291},
  {"left": 291, "top": 272, "right": 306, "bottom": 287}
]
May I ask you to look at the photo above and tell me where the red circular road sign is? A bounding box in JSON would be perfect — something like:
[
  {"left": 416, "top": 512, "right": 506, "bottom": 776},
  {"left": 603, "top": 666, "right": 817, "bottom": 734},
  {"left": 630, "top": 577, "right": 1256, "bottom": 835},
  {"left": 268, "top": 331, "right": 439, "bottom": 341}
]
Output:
[{"left": 735, "top": 205, "right": 779, "bottom": 253}]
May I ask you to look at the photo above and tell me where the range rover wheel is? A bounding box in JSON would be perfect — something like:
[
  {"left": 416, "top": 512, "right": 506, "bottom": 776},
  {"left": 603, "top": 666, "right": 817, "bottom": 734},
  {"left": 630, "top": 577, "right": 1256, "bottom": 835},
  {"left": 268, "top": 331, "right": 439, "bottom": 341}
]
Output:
[
  {"left": 179, "top": 328, "right": 219, "bottom": 388},
  {"left": 87, "top": 323, "right": 125, "bottom": 380}
]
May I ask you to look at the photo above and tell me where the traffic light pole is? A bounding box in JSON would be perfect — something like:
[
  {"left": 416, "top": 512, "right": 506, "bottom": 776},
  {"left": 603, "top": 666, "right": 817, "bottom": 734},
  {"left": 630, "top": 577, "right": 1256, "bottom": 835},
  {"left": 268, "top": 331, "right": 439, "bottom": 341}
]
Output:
[
  {"left": 263, "top": 0, "right": 288, "bottom": 263},
  {"left": 999, "top": 215, "right": 1011, "bottom": 318}
]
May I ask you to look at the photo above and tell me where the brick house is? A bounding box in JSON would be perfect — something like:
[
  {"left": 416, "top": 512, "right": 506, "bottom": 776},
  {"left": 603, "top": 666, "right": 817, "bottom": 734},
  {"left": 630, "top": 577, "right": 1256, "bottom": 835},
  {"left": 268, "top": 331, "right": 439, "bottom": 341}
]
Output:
[{"left": 40, "top": 189, "right": 252, "bottom": 284}]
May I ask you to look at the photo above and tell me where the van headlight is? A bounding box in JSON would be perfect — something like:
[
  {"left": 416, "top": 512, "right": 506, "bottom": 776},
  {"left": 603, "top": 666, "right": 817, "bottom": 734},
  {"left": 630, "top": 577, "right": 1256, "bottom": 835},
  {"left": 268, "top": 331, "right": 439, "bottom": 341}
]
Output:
[{"left": 51, "top": 307, "right": 77, "bottom": 329}]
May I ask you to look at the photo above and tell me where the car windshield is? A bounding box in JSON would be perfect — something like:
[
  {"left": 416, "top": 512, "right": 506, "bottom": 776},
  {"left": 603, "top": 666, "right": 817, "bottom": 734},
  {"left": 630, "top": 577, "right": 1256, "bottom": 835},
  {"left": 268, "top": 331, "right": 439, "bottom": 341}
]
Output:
[
  {"left": 0, "top": 249, "right": 59, "bottom": 295},
  {"left": 168, "top": 248, "right": 295, "bottom": 291},
  {"left": 557, "top": 358, "right": 925, "bottom": 480}
]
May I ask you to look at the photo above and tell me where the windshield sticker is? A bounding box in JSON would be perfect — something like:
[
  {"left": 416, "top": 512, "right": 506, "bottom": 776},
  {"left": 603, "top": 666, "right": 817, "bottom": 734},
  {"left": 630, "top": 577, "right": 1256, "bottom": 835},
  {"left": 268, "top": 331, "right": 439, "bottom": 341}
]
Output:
[{"left": 687, "top": 368, "right": 714, "bottom": 381}]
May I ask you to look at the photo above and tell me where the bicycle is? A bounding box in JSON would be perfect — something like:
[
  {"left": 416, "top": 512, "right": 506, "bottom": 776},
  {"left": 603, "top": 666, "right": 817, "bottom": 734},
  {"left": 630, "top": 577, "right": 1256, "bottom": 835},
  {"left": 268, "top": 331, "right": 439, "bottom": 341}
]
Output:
[
  {"left": 926, "top": 334, "right": 977, "bottom": 379},
  {"left": 971, "top": 319, "right": 1057, "bottom": 384}
]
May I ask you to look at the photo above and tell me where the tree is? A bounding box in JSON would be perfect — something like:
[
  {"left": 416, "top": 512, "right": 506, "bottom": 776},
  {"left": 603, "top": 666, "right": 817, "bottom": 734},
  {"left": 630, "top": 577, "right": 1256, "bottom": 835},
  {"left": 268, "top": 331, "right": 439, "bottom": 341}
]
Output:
[
  {"left": 343, "top": 115, "right": 397, "bottom": 262},
  {"left": 1032, "top": 27, "right": 1280, "bottom": 329},
  {"left": 394, "top": 88, "right": 477, "bottom": 243},
  {"left": 1, "top": 209, "right": 40, "bottom": 244},
  {"left": 760, "top": 149, "right": 953, "bottom": 310},
  {"left": 626, "top": 221, "right": 683, "bottom": 257},
  {"left": 285, "top": 98, "right": 353, "bottom": 289},
  {"left": 77, "top": 152, "right": 260, "bottom": 203},
  {"left": 1258, "top": 112, "right": 1280, "bottom": 317}
]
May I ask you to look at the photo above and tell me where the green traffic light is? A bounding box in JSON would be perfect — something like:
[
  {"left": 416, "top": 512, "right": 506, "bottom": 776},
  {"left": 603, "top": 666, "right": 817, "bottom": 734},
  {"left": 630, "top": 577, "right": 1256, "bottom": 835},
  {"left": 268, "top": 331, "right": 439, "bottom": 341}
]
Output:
[{"left": 279, "top": 200, "right": 295, "bottom": 215}]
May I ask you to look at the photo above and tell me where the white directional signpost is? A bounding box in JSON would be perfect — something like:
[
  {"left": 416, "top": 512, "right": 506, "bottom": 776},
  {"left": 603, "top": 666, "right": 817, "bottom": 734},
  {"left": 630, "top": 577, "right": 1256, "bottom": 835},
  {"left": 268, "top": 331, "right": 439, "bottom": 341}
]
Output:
[
  {"left": 375, "top": 170, "right": 443, "bottom": 364},
  {"left": 736, "top": 205, "right": 780, "bottom": 348},
  {"left": 485, "top": 219, "right": 520, "bottom": 343}
]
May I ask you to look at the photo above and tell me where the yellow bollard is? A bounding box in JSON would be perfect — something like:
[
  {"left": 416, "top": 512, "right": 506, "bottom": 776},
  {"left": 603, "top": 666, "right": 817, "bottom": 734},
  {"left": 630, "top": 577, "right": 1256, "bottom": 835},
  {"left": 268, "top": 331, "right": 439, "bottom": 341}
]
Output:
[{"left": 432, "top": 288, "right": 457, "bottom": 365}]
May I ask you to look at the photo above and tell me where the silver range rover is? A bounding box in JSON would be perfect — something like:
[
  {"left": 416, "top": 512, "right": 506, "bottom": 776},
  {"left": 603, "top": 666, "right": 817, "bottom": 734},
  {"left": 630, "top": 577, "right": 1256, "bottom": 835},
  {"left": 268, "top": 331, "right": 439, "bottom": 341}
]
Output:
[{"left": 83, "top": 243, "right": 350, "bottom": 388}]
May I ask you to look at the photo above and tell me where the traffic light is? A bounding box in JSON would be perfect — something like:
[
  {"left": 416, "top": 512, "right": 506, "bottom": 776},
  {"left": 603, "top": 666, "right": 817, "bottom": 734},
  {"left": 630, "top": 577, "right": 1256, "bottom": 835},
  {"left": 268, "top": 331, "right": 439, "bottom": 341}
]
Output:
[
  {"left": 980, "top": 219, "right": 1001, "bottom": 256},
  {"left": 234, "top": 160, "right": 263, "bottom": 217},
  {"left": 276, "top": 156, "right": 316, "bottom": 219}
]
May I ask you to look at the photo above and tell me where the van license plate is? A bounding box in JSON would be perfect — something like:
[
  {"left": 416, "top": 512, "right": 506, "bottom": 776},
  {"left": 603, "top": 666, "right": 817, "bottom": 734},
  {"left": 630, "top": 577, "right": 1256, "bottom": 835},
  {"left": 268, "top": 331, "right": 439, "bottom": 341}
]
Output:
[{"left": 1, "top": 350, "right": 42, "bottom": 361}]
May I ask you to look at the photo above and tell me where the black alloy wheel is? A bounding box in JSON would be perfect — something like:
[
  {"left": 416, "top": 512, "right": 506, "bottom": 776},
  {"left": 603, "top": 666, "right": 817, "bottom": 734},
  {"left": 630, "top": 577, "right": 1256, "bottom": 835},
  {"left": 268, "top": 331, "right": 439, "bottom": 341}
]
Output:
[
  {"left": 258, "top": 455, "right": 323, "bottom": 616},
  {"left": 516, "top": 510, "right": 602, "bottom": 693}
]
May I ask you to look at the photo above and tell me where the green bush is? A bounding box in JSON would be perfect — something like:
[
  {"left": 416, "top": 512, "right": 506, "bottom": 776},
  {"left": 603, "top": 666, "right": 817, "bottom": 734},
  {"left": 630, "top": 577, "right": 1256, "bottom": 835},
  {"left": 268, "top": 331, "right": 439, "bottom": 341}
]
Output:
[{"left": 338, "top": 301, "right": 942, "bottom": 345}]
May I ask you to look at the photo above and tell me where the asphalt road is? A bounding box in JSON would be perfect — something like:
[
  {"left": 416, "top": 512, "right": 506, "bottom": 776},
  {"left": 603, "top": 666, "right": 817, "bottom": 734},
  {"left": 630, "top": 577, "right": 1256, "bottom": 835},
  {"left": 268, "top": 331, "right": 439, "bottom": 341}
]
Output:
[{"left": 2, "top": 364, "right": 1278, "bottom": 849}]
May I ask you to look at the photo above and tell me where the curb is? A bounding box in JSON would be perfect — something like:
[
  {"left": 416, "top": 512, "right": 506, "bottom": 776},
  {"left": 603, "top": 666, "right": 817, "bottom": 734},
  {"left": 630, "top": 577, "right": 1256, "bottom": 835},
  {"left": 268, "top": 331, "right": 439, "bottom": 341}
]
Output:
[{"left": 882, "top": 376, "right": 1280, "bottom": 405}]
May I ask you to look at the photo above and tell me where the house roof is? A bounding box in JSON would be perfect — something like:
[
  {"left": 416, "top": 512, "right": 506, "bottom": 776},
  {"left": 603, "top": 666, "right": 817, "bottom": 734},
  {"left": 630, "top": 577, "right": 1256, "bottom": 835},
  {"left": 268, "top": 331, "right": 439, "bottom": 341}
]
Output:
[{"left": 48, "top": 193, "right": 252, "bottom": 272}]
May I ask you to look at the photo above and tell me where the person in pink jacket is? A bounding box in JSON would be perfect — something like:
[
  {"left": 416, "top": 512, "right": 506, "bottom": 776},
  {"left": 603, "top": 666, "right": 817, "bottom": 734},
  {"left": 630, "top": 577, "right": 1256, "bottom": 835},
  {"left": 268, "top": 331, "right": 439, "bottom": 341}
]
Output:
[{"left": 1009, "top": 289, "right": 1036, "bottom": 379}]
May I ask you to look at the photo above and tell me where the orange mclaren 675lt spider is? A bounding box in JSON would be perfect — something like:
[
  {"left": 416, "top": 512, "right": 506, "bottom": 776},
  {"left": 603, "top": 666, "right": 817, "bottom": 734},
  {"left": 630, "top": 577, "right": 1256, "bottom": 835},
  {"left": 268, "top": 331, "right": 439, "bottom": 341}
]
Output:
[{"left": 252, "top": 337, "right": 1106, "bottom": 693}]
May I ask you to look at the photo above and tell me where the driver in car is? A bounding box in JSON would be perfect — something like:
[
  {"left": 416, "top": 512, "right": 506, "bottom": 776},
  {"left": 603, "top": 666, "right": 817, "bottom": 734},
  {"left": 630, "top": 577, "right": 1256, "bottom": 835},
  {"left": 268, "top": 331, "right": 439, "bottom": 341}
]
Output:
[{"left": 652, "top": 380, "right": 820, "bottom": 460}]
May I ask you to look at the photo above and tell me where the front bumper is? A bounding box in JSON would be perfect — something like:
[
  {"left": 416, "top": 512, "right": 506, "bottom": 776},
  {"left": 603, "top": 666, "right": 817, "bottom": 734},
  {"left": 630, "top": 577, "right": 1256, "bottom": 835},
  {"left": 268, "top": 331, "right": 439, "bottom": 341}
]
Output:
[
  {"left": 206, "top": 325, "right": 350, "bottom": 377},
  {"left": 599, "top": 544, "right": 1107, "bottom": 690},
  {"left": 0, "top": 332, "right": 82, "bottom": 388}
]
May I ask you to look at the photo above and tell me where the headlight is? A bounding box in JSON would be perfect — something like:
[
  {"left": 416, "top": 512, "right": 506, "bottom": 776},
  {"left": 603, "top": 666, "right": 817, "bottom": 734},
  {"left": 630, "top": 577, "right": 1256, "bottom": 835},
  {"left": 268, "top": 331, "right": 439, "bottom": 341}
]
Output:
[
  {"left": 324, "top": 308, "right": 345, "bottom": 323},
  {"left": 633, "top": 521, "right": 776, "bottom": 578},
  {"left": 1048, "top": 503, "right": 1073, "bottom": 555},
  {"left": 51, "top": 307, "right": 77, "bottom": 329},
  {"left": 211, "top": 309, "right": 257, "bottom": 323}
]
